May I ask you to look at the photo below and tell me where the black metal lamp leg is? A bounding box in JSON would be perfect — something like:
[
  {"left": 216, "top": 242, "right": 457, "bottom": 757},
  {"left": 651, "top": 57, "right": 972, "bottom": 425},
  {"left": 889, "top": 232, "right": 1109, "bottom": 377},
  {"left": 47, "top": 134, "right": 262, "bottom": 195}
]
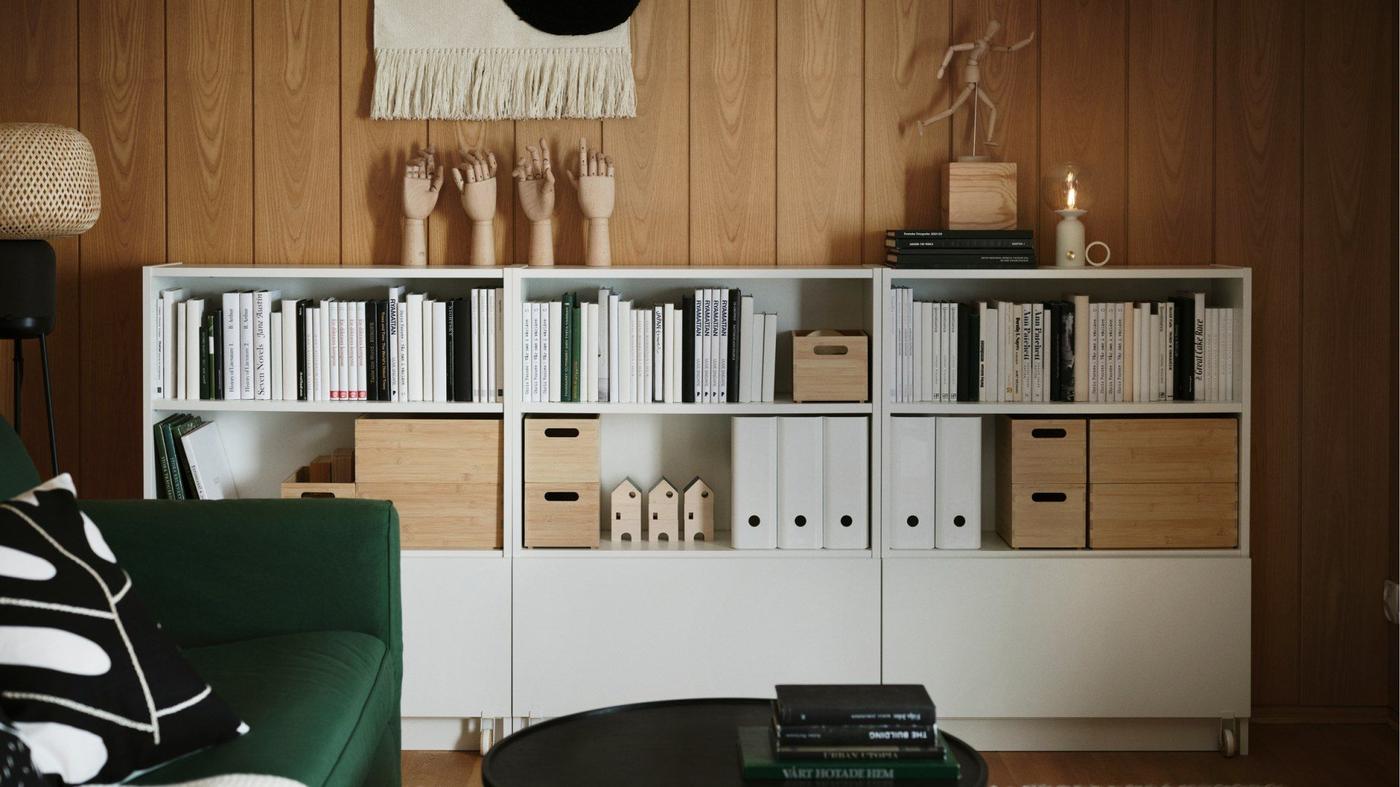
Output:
[
  {"left": 38, "top": 334, "right": 57, "bottom": 475},
  {"left": 11, "top": 338, "right": 22, "bottom": 434}
]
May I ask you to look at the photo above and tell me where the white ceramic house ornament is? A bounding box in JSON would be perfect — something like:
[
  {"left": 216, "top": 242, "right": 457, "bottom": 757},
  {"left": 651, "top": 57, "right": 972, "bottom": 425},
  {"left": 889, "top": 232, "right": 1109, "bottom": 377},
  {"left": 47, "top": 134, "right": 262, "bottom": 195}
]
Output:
[
  {"left": 682, "top": 477, "right": 714, "bottom": 543},
  {"left": 647, "top": 478, "right": 680, "bottom": 543},
  {"left": 610, "top": 478, "right": 642, "bottom": 543}
]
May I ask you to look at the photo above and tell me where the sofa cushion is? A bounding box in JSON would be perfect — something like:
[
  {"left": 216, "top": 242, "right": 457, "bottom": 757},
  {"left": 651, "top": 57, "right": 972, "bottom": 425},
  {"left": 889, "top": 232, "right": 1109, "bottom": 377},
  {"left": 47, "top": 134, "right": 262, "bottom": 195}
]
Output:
[{"left": 131, "top": 631, "right": 392, "bottom": 787}]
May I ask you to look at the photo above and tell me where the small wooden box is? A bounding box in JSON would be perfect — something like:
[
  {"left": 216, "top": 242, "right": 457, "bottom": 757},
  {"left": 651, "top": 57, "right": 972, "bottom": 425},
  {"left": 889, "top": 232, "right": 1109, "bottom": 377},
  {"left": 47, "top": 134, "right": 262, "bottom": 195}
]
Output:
[
  {"left": 1089, "top": 418, "right": 1238, "bottom": 484},
  {"left": 943, "top": 161, "right": 1017, "bottom": 230},
  {"left": 1089, "top": 482, "right": 1238, "bottom": 549},
  {"left": 281, "top": 467, "right": 356, "bottom": 500},
  {"left": 996, "top": 484, "right": 1086, "bottom": 548},
  {"left": 355, "top": 416, "right": 502, "bottom": 484},
  {"left": 996, "top": 418, "right": 1087, "bottom": 486},
  {"left": 792, "top": 330, "right": 869, "bottom": 403},
  {"left": 524, "top": 417, "right": 600, "bottom": 484},
  {"left": 524, "top": 482, "right": 601, "bottom": 548},
  {"left": 357, "top": 481, "right": 503, "bottom": 549}
]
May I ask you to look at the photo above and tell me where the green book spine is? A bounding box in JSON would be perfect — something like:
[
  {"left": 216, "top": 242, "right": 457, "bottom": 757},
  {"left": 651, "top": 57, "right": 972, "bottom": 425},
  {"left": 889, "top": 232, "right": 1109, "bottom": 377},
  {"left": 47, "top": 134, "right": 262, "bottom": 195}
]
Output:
[
  {"left": 170, "top": 416, "right": 203, "bottom": 500},
  {"left": 154, "top": 418, "right": 174, "bottom": 499},
  {"left": 738, "top": 727, "right": 959, "bottom": 781},
  {"left": 561, "top": 293, "right": 573, "bottom": 402},
  {"left": 571, "top": 299, "right": 581, "bottom": 401},
  {"left": 160, "top": 418, "right": 185, "bottom": 500}
]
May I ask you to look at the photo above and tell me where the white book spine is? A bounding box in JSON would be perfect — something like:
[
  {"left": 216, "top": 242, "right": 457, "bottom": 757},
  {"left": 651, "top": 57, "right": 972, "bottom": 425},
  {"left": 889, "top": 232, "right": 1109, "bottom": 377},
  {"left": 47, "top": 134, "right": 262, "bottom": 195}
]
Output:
[
  {"left": 395, "top": 302, "right": 408, "bottom": 403},
  {"left": 491, "top": 288, "right": 502, "bottom": 402},
  {"left": 238, "top": 292, "right": 255, "bottom": 399},
  {"left": 695, "top": 289, "right": 708, "bottom": 403},
  {"left": 761, "top": 313, "right": 777, "bottom": 402},
  {"left": 618, "top": 301, "right": 632, "bottom": 403},
  {"left": 270, "top": 313, "right": 283, "bottom": 401},
  {"left": 252, "top": 292, "right": 271, "bottom": 400},
  {"left": 597, "top": 289, "right": 610, "bottom": 401},
  {"left": 607, "top": 294, "right": 620, "bottom": 402},
  {"left": 432, "top": 301, "right": 449, "bottom": 402},
  {"left": 387, "top": 288, "right": 403, "bottom": 402},
  {"left": 749, "top": 308, "right": 765, "bottom": 406},
  {"left": 339, "top": 301, "right": 351, "bottom": 401},
  {"left": 356, "top": 301, "right": 368, "bottom": 400},
  {"left": 219, "top": 292, "right": 240, "bottom": 399},
  {"left": 662, "top": 303, "right": 676, "bottom": 403},
  {"left": 653, "top": 305, "right": 664, "bottom": 403},
  {"left": 670, "top": 306, "right": 682, "bottom": 403},
  {"left": 304, "top": 307, "right": 316, "bottom": 401},
  {"left": 280, "top": 300, "right": 298, "bottom": 401},
  {"left": 544, "top": 301, "right": 558, "bottom": 402},
  {"left": 885, "top": 289, "right": 897, "bottom": 403},
  {"left": 316, "top": 302, "right": 330, "bottom": 401},
  {"left": 152, "top": 291, "right": 164, "bottom": 398},
  {"left": 406, "top": 293, "right": 423, "bottom": 402},
  {"left": 177, "top": 301, "right": 192, "bottom": 399},
  {"left": 161, "top": 291, "right": 184, "bottom": 400},
  {"left": 1031, "top": 304, "right": 1044, "bottom": 403},
  {"left": 419, "top": 299, "right": 433, "bottom": 401},
  {"left": 913, "top": 300, "right": 925, "bottom": 402},
  {"left": 738, "top": 295, "right": 755, "bottom": 402},
  {"left": 949, "top": 303, "right": 960, "bottom": 402}
]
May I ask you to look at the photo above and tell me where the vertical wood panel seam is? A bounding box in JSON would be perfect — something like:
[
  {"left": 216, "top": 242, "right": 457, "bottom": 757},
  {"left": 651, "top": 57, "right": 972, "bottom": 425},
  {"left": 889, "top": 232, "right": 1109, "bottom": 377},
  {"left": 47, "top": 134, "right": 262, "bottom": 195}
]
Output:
[
  {"left": 250, "top": 0, "right": 256, "bottom": 263},
  {"left": 338, "top": 0, "right": 344, "bottom": 266},
  {"left": 1295, "top": 0, "right": 1306, "bottom": 702},
  {"left": 1209, "top": 0, "right": 1216, "bottom": 263},
  {"left": 164, "top": 0, "right": 170, "bottom": 263},
  {"left": 772, "top": 1, "right": 779, "bottom": 266},
  {"left": 1122, "top": 0, "right": 1130, "bottom": 260}
]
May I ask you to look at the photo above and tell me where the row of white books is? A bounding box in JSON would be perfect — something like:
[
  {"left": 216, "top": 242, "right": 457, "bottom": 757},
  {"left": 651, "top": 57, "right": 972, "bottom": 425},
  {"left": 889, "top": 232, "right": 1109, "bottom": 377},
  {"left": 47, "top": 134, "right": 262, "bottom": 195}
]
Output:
[
  {"left": 151, "top": 287, "right": 503, "bottom": 403},
  {"left": 521, "top": 288, "right": 780, "bottom": 404},
  {"left": 888, "top": 289, "right": 1237, "bottom": 403}
]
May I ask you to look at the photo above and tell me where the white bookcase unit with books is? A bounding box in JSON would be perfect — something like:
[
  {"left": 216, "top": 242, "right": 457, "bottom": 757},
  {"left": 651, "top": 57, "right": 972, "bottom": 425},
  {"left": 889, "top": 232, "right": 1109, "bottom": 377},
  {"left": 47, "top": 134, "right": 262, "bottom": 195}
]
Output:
[{"left": 141, "top": 263, "right": 1250, "bottom": 755}]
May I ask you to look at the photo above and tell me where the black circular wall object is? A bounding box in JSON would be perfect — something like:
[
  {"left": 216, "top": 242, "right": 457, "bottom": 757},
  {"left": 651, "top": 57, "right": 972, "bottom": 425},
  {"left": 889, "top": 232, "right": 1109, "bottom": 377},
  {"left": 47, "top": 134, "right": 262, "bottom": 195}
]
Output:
[{"left": 502, "top": 0, "right": 641, "bottom": 36}]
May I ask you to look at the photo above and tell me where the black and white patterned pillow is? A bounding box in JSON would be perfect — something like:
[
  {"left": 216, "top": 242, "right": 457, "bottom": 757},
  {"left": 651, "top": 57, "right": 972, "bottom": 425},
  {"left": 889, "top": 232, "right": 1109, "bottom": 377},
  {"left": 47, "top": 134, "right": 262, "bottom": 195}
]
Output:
[{"left": 0, "top": 475, "right": 247, "bottom": 785}]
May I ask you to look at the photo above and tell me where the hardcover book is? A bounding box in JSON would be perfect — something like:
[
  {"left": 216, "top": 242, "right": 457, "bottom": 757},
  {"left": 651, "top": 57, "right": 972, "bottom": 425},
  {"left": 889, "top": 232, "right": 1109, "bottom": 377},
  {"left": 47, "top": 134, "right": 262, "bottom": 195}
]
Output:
[
  {"left": 738, "top": 727, "right": 959, "bottom": 781},
  {"left": 774, "top": 685, "right": 935, "bottom": 726}
]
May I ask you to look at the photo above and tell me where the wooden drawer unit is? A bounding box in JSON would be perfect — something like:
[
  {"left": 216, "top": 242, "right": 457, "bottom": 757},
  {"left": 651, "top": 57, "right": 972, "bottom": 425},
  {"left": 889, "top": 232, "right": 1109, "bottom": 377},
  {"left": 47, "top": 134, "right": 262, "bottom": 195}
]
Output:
[
  {"left": 1089, "top": 483, "right": 1238, "bottom": 549},
  {"left": 997, "top": 485, "right": 1087, "bottom": 548},
  {"left": 353, "top": 416, "right": 504, "bottom": 550},
  {"left": 1088, "top": 418, "right": 1237, "bottom": 484},
  {"left": 524, "top": 482, "right": 601, "bottom": 548},
  {"left": 996, "top": 418, "right": 1087, "bottom": 486},
  {"left": 1088, "top": 418, "right": 1239, "bottom": 549},
  {"left": 524, "top": 417, "right": 600, "bottom": 484},
  {"left": 356, "top": 416, "right": 502, "bottom": 484},
  {"left": 358, "top": 482, "right": 503, "bottom": 549}
]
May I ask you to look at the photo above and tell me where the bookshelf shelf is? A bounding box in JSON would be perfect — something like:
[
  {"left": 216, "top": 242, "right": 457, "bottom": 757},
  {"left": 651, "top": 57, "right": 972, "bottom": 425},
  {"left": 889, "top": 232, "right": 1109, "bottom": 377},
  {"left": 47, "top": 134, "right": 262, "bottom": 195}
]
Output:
[
  {"left": 155, "top": 399, "right": 504, "bottom": 414},
  {"left": 885, "top": 401, "right": 1243, "bottom": 416},
  {"left": 142, "top": 263, "right": 1251, "bottom": 753}
]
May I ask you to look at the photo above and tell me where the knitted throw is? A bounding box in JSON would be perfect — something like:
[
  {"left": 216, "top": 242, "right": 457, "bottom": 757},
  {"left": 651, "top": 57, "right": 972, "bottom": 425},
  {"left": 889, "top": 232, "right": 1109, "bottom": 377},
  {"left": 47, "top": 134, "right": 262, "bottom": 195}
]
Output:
[{"left": 372, "top": 0, "right": 636, "bottom": 120}]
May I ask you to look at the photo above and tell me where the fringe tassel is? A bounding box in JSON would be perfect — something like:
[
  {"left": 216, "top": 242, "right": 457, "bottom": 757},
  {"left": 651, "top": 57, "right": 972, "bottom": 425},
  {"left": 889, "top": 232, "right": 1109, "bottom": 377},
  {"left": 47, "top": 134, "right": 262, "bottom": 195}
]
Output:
[{"left": 372, "top": 47, "right": 637, "bottom": 121}]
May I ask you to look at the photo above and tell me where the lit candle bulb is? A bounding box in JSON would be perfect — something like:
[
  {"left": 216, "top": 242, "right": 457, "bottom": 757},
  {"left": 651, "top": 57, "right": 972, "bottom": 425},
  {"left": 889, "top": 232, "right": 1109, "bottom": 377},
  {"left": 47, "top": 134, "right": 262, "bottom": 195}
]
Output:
[{"left": 1054, "top": 167, "right": 1086, "bottom": 267}]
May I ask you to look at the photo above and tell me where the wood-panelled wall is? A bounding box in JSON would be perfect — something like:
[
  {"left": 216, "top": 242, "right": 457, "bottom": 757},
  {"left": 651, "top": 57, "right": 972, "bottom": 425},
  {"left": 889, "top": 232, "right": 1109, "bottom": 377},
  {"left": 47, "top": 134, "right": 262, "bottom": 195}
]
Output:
[{"left": 0, "top": 0, "right": 1394, "bottom": 715}]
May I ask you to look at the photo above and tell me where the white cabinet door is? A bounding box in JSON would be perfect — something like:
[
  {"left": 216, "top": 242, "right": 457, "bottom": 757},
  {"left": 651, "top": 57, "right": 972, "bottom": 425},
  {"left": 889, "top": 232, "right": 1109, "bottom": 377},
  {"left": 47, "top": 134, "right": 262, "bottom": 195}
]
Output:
[
  {"left": 883, "top": 556, "right": 1251, "bottom": 719},
  {"left": 514, "top": 557, "right": 880, "bottom": 718},
  {"left": 401, "top": 554, "right": 511, "bottom": 718}
]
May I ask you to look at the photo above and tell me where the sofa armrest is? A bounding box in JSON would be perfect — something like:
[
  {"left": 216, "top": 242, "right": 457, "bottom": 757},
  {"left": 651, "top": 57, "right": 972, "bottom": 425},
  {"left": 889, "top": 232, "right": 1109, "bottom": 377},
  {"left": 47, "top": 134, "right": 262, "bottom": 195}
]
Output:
[{"left": 80, "top": 499, "right": 401, "bottom": 666}]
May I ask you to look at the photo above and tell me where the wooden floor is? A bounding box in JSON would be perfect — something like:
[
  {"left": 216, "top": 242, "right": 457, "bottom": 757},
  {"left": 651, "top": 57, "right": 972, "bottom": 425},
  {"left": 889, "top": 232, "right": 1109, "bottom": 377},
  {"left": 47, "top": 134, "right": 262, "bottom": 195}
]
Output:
[{"left": 402, "top": 722, "right": 1398, "bottom": 786}]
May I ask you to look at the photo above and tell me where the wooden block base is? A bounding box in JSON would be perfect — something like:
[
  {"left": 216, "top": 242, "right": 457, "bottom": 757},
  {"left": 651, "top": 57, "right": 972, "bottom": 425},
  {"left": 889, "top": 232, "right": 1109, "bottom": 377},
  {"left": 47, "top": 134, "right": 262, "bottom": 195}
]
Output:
[{"left": 943, "top": 162, "right": 1017, "bottom": 230}]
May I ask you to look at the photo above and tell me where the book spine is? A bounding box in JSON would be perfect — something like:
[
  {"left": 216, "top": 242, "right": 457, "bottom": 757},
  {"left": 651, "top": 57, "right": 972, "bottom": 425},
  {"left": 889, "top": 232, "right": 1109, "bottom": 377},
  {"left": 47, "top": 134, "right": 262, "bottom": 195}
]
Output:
[
  {"left": 653, "top": 305, "right": 664, "bottom": 403},
  {"left": 726, "top": 288, "right": 740, "bottom": 403},
  {"left": 681, "top": 295, "right": 695, "bottom": 402},
  {"left": 886, "top": 251, "right": 1036, "bottom": 268},
  {"left": 773, "top": 748, "right": 945, "bottom": 762},
  {"left": 776, "top": 725, "right": 938, "bottom": 746},
  {"left": 886, "top": 228, "right": 1033, "bottom": 239},
  {"left": 886, "top": 237, "right": 1035, "bottom": 249}
]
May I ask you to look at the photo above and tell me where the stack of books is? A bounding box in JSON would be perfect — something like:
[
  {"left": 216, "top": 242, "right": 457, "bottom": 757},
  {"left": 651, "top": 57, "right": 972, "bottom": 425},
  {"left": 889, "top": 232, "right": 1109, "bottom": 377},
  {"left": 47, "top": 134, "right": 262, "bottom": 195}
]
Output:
[
  {"left": 885, "top": 228, "right": 1036, "bottom": 269},
  {"left": 738, "top": 684, "right": 959, "bottom": 781}
]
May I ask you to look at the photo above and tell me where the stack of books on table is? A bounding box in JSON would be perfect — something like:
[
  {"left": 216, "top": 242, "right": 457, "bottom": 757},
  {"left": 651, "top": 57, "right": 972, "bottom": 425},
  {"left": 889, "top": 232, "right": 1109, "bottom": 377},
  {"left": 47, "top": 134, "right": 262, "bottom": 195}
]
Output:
[
  {"left": 738, "top": 685, "right": 960, "bottom": 781},
  {"left": 885, "top": 228, "right": 1036, "bottom": 269}
]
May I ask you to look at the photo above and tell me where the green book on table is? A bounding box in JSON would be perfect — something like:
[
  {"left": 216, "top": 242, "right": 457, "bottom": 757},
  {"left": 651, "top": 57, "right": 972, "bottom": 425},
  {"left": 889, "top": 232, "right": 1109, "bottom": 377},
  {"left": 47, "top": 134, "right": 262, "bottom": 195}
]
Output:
[{"left": 737, "top": 726, "right": 960, "bottom": 781}]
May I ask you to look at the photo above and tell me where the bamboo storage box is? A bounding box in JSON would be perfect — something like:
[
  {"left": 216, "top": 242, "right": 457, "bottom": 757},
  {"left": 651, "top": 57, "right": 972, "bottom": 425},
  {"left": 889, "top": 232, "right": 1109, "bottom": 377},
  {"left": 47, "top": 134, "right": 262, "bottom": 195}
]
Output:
[
  {"left": 524, "top": 416, "right": 601, "bottom": 547},
  {"left": 792, "top": 330, "right": 869, "bottom": 402},
  {"left": 1088, "top": 418, "right": 1238, "bottom": 549},
  {"left": 995, "top": 418, "right": 1087, "bottom": 548},
  {"left": 281, "top": 466, "right": 356, "bottom": 500},
  {"left": 353, "top": 416, "right": 503, "bottom": 549}
]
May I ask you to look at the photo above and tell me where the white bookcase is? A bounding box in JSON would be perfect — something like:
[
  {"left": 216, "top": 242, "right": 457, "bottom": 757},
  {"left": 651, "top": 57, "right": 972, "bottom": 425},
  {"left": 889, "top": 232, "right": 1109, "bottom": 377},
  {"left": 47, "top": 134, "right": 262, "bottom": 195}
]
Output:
[{"left": 141, "top": 263, "right": 1250, "bottom": 754}]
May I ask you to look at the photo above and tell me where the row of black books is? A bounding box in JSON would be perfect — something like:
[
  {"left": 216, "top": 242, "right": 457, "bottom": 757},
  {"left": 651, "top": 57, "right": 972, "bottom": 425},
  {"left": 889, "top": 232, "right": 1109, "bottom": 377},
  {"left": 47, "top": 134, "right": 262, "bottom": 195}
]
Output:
[
  {"left": 738, "top": 685, "right": 960, "bottom": 781},
  {"left": 885, "top": 228, "right": 1036, "bottom": 269}
]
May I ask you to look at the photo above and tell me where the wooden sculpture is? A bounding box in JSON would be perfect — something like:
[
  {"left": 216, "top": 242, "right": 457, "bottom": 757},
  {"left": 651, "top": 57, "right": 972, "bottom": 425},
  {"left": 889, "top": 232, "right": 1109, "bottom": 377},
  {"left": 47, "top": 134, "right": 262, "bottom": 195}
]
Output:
[
  {"left": 682, "top": 476, "right": 714, "bottom": 543},
  {"left": 512, "top": 138, "right": 556, "bottom": 266},
  {"left": 451, "top": 149, "right": 498, "bottom": 267},
  {"left": 610, "top": 478, "right": 642, "bottom": 543},
  {"left": 401, "top": 146, "right": 444, "bottom": 267},
  {"left": 916, "top": 20, "right": 1035, "bottom": 160},
  {"left": 647, "top": 477, "right": 680, "bottom": 543},
  {"left": 565, "top": 138, "right": 615, "bottom": 267}
]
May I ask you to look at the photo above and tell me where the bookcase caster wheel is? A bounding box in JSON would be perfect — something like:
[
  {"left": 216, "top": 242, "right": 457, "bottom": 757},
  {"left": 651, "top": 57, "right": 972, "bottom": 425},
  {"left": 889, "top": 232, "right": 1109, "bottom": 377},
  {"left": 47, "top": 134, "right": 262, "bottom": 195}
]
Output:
[{"left": 1218, "top": 724, "right": 1238, "bottom": 758}]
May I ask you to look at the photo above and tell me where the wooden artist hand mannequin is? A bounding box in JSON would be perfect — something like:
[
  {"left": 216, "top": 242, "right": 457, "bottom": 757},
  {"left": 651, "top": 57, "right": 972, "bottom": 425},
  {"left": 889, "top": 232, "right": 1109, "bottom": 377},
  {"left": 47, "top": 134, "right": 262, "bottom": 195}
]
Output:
[
  {"left": 565, "top": 138, "right": 616, "bottom": 267},
  {"left": 916, "top": 20, "right": 1034, "bottom": 159},
  {"left": 513, "top": 139, "right": 556, "bottom": 266},
  {"left": 451, "top": 149, "right": 498, "bottom": 266},
  {"left": 402, "top": 146, "right": 444, "bottom": 267}
]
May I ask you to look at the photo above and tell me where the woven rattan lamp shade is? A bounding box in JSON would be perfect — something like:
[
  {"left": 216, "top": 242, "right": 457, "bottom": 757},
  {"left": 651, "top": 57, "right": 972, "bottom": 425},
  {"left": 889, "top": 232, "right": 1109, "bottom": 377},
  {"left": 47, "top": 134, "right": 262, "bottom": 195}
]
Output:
[{"left": 0, "top": 123, "right": 101, "bottom": 239}]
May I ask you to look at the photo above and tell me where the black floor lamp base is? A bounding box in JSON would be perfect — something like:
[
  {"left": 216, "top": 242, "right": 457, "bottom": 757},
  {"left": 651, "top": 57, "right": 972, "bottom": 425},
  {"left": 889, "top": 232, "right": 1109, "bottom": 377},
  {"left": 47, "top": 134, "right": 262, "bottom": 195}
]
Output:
[{"left": 1, "top": 239, "right": 60, "bottom": 477}]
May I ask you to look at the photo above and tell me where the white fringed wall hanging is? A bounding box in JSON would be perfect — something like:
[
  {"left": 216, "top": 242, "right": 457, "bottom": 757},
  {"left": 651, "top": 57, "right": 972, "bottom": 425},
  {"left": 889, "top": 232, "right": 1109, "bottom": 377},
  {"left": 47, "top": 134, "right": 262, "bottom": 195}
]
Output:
[{"left": 372, "top": 0, "right": 637, "bottom": 121}]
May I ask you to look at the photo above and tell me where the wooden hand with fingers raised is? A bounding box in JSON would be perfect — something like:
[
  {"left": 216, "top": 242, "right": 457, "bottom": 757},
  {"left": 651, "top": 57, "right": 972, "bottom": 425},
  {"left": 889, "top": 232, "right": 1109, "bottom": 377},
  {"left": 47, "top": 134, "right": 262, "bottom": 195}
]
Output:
[
  {"left": 513, "top": 139, "right": 556, "bottom": 266},
  {"left": 402, "top": 146, "right": 444, "bottom": 267},
  {"left": 566, "top": 138, "right": 616, "bottom": 267},
  {"left": 452, "top": 149, "right": 498, "bottom": 267}
]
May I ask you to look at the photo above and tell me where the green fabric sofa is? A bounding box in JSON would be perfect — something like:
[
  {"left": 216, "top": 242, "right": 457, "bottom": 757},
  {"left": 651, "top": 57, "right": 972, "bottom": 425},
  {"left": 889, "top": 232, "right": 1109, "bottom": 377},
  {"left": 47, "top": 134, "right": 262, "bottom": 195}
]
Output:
[{"left": 0, "top": 420, "right": 402, "bottom": 786}]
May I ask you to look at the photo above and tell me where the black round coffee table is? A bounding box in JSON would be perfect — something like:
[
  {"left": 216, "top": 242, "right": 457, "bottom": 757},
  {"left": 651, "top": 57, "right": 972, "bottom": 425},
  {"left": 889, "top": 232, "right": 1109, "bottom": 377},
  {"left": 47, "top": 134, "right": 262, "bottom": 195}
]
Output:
[{"left": 483, "top": 698, "right": 987, "bottom": 787}]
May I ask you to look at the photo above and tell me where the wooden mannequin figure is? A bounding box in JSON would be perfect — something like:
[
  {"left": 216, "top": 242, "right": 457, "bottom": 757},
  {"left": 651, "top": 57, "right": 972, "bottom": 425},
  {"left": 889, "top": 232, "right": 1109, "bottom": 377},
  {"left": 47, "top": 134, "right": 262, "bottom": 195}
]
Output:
[
  {"left": 610, "top": 478, "right": 642, "bottom": 543},
  {"left": 916, "top": 20, "right": 1035, "bottom": 160},
  {"left": 682, "top": 476, "right": 714, "bottom": 543},
  {"left": 565, "top": 138, "right": 615, "bottom": 267},
  {"left": 402, "top": 146, "right": 444, "bottom": 266},
  {"left": 451, "top": 149, "right": 498, "bottom": 266},
  {"left": 647, "top": 477, "right": 680, "bottom": 543},
  {"left": 513, "top": 138, "right": 556, "bottom": 266}
]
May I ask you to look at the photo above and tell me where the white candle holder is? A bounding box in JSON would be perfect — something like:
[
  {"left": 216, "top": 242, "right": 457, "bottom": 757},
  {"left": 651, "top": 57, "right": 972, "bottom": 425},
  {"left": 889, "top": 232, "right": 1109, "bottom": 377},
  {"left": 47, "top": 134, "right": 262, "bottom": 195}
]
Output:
[{"left": 1054, "top": 208, "right": 1086, "bottom": 267}]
